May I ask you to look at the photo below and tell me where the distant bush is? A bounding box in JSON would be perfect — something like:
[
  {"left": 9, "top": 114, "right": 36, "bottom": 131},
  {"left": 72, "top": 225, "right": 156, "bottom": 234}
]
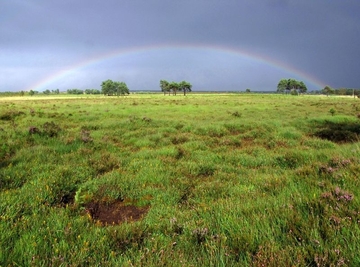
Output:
[
  {"left": 67, "top": 89, "right": 84, "bottom": 94},
  {"left": 85, "top": 89, "right": 101, "bottom": 94},
  {"left": 42, "top": 121, "right": 61, "bottom": 137},
  {"left": 231, "top": 111, "right": 241, "bottom": 117}
]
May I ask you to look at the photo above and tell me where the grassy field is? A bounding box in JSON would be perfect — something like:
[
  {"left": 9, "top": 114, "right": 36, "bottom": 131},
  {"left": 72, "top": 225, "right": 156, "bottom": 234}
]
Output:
[{"left": 1, "top": 93, "right": 360, "bottom": 266}]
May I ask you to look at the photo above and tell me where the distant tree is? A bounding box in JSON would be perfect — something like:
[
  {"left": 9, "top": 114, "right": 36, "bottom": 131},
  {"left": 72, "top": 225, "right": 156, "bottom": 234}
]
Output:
[
  {"left": 29, "top": 90, "right": 35, "bottom": 96},
  {"left": 115, "top": 81, "right": 129, "bottom": 96},
  {"left": 85, "top": 89, "right": 101, "bottom": 94},
  {"left": 322, "top": 85, "right": 334, "bottom": 96},
  {"left": 160, "top": 80, "right": 192, "bottom": 96},
  {"left": 277, "top": 78, "right": 288, "bottom": 93},
  {"left": 336, "top": 88, "right": 347, "bottom": 95},
  {"left": 43, "top": 89, "right": 51, "bottom": 95},
  {"left": 55, "top": 89, "right": 60, "bottom": 94},
  {"left": 298, "top": 81, "right": 307, "bottom": 94},
  {"left": 245, "top": 88, "right": 251, "bottom": 93},
  {"left": 20, "top": 91, "right": 25, "bottom": 96},
  {"left": 287, "top": 78, "right": 299, "bottom": 93},
  {"left": 101, "top": 80, "right": 129, "bottom": 96},
  {"left": 101, "top": 79, "right": 115, "bottom": 95},
  {"left": 169, "top": 82, "right": 180, "bottom": 96},
  {"left": 179, "top": 81, "right": 192, "bottom": 96},
  {"left": 277, "top": 78, "right": 307, "bottom": 95},
  {"left": 160, "top": 80, "right": 170, "bottom": 95},
  {"left": 67, "top": 89, "right": 83, "bottom": 94}
]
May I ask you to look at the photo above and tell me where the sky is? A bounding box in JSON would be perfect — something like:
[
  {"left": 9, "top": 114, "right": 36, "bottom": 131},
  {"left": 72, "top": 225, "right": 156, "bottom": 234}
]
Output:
[{"left": 1, "top": 0, "right": 360, "bottom": 92}]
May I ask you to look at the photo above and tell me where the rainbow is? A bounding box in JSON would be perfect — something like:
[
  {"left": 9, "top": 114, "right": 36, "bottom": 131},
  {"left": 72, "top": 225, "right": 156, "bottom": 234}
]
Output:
[{"left": 27, "top": 43, "right": 327, "bottom": 91}]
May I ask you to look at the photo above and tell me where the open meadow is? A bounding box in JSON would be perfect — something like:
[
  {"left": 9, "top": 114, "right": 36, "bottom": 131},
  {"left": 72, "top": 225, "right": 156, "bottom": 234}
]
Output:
[{"left": 1, "top": 93, "right": 360, "bottom": 266}]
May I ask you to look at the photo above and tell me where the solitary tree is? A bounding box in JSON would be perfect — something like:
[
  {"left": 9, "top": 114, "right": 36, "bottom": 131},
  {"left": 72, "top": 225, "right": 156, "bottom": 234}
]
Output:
[
  {"left": 160, "top": 80, "right": 170, "bottom": 95},
  {"left": 179, "top": 81, "right": 192, "bottom": 96},
  {"left": 169, "top": 82, "right": 180, "bottom": 95},
  {"left": 322, "top": 85, "right": 334, "bottom": 96}
]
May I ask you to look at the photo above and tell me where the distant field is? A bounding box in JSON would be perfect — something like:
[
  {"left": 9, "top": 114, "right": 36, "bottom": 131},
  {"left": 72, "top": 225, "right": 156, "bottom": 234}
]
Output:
[{"left": 1, "top": 94, "right": 359, "bottom": 266}]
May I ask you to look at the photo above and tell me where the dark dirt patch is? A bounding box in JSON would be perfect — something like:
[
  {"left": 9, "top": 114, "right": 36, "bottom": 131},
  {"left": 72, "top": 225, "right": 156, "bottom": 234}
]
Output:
[
  {"left": 85, "top": 200, "right": 149, "bottom": 225},
  {"left": 59, "top": 191, "right": 76, "bottom": 206},
  {"left": 171, "top": 135, "right": 188, "bottom": 145},
  {"left": 312, "top": 120, "right": 360, "bottom": 143}
]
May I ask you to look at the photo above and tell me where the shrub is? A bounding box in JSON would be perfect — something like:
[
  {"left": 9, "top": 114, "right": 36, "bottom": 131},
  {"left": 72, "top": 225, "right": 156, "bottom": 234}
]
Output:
[
  {"left": 42, "top": 121, "right": 61, "bottom": 137},
  {"left": 28, "top": 126, "right": 41, "bottom": 134},
  {"left": 80, "top": 129, "right": 93, "bottom": 143},
  {"left": 231, "top": 111, "right": 241, "bottom": 117}
]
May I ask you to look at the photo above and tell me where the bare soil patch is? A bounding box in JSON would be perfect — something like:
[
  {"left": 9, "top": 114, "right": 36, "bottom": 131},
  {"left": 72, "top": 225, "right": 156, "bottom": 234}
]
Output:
[{"left": 85, "top": 200, "right": 149, "bottom": 225}]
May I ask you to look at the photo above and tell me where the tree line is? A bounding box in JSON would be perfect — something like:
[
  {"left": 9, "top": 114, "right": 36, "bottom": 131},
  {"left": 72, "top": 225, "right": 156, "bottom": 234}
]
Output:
[
  {"left": 67, "top": 89, "right": 101, "bottom": 95},
  {"left": 321, "top": 86, "right": 359, "bottom": 97},
  {"left": 160, "top": 80, "right": 192, "bottom": 96},
  {"left": 276, "top": 78, "right": 360, "bottom": 97},
  {"left": 3, "top": 78, "right": 359, "bottom": 97}
]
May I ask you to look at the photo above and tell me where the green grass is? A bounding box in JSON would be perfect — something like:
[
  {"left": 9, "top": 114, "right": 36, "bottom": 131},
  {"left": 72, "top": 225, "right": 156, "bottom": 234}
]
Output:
[{"left": 1, "top": 93, "right": 360, "bottom": 266}]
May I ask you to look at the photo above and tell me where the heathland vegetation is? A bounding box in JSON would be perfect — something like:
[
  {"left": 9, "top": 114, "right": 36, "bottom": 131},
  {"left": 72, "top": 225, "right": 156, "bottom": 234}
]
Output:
[{"left": 0, "top": 93, "right": 360, "bottom": 266}]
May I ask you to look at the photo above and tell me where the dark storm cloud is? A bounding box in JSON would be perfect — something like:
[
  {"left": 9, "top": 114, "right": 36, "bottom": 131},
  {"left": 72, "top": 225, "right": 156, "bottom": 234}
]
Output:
[{"left": 1, "top": 0, "right": 359, "bottom": 91}]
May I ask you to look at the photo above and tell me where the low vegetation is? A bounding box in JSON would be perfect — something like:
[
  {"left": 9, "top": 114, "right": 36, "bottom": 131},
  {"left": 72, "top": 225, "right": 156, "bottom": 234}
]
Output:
[{"left": 0, "top": 94, "right": 359, "bottom": 266}]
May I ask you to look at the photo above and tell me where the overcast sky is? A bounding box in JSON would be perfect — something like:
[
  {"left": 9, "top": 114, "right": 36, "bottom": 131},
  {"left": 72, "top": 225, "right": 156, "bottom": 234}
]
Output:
[{"left": 1, "top": 0, "right": 359, "bottom": 92}]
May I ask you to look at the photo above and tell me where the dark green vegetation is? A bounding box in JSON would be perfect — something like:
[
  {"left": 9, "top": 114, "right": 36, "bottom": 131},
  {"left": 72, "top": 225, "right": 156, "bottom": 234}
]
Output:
[
  {"left": 1, "top": 94, "right": 360, "bottom": 266},
  {"left": 277, "top": 78, "right": 307, "bottom": 95},
  {"left": 67, "top": 89, "right": 102, "bottom": 95},
  {"left": 160, "top": 80, "right": 192, "bottom": 96},
  {"left": 101, "top": 80, "right": 130, "bottom": 96}
]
